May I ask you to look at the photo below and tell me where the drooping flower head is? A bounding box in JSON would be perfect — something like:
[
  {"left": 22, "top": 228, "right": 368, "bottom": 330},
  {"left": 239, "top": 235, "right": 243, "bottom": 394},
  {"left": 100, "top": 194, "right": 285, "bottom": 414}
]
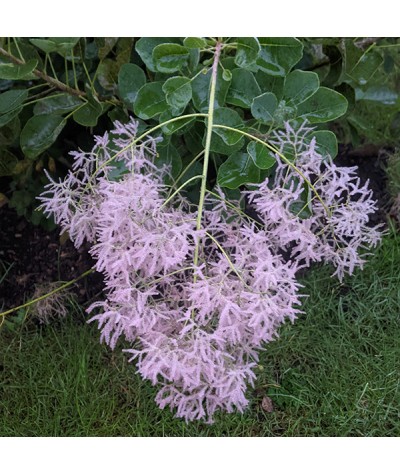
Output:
[{"left": 39, "top": 117, "right": 381, "bottom": 422}]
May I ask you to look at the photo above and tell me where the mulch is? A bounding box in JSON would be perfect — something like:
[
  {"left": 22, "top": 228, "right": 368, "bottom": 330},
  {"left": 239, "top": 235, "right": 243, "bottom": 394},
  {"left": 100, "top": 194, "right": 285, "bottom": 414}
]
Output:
[{"left": 0, "top": 145, "right": 392, "bottom": 314}]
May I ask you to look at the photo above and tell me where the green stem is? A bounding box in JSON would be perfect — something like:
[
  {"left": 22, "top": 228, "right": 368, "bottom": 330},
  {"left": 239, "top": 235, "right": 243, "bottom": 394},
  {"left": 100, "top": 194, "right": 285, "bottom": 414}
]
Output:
[
  {"left": 161, "top": 175, "right": 204, "bottom": 209},
  {"left": 212, "top": 124, "right": 331, "bottom": 217},
  {"left": 167, "top": 150, "right": 205, "bottom": 199},
  {"left": 193, "top": 42, "right": 222, "bottom": 273},
  {"left": 100, "top": 113, "right": 208, "bottom": 170},
  {"left": 0, "top": 269, "right": 94, "bottom": 323}
]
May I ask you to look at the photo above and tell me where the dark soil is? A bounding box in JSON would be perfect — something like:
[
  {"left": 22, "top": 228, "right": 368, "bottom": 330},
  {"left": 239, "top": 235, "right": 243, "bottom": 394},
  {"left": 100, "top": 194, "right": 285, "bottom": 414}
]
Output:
[
  {"left": 0, "top": 207, "right": 104, "bottom": 312},
  {"left": 0, "top": 145, "right": 392, "bottom": 314}
]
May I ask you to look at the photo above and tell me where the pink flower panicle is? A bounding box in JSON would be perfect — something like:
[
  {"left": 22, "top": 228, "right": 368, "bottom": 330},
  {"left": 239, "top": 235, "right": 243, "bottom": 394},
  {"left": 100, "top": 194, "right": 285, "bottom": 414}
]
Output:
[
  {"left": 247, "top": 122, "right": 382, "bottom": 280},
  {"left": 39, "top": 118, "right": 381, "bottom": 422}
]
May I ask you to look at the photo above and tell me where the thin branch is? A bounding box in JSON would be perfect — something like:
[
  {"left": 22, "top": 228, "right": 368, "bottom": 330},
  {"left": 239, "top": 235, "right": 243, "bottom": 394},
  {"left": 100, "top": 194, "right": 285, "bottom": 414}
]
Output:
[{"left": 0, "top": 47, "right": 86, "bottom": 98}]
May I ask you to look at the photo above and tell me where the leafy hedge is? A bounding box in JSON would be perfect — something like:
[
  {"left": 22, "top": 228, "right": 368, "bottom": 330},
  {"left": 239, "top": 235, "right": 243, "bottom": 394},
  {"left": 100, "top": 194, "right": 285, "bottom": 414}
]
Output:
[{"left": 0, "top": 37, "right": 399, "bottom": 225}]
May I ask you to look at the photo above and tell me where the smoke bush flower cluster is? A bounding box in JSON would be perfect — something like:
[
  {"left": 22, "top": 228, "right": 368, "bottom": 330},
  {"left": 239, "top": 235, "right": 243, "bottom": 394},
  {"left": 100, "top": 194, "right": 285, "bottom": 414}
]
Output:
[
  {"left": 247, "top": 122, "right": 382, "bottom": 280},
  {"left": 39, "top": 118, "right": 382, "bottom": 422}
]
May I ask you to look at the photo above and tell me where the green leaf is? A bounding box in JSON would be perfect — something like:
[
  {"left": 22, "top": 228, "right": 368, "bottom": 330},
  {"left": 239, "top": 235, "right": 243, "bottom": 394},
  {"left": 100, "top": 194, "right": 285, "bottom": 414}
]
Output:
[
  {"left": 162, "top": 77, "right": 192, "bottom": 109},
  {"left": 160, "top": 110, "right": 195, "bottom": 135},
  {"left": 188, "top": 48, "right": 200, "bottom": 72},
  {"left": 0, "top": 116, "right": 20, "bottom": 146},
  {"left": 212, "top": 108, "right": 243, "bottom": 145},
  {"left": 256, "top": 38, "right": 303, "bottom": 76},
  {"left": 251, "top": 92, "right": 278, "bottom": 124},
  {"left": 222, "top": 69, "right": 232, "bottom": 81},
  {"left": 20, "top": 115, "right": 65, "bottom": 159},
  {"left": 0, "top": 89, "right": 28, "bottom": 114},
  {"left": 30, "top": 37, "right": 80, "bottom": 56},
  {"left": 272, "top": 100, "right": 298, "bottom": 126},
  {"left": 33, "top": 93, "right": 82, "bottom": 115},
  {"left": 135, "top": 37, "right": 179, "bottom": 72},
  {"left": 235, "top": 37, "right": 261, "bottom": 70},
  {"left": 283, "top": 70, "right": 320, "bottom": 105},
  {"left": 226, "top": 69, "right": 261, "bottom": 108},
  {"left": 356, "top": 86, "right": 398, "bottom": 105},
  {"left": 0, "top": 108, "right": 21, "bottom": 127},
  {"left": 217, "top": 152, "right": 260, "bottom": 189},
  {"left": 288, "top": 181, "right": 313, "bottom": 219},
  {"left": 96, "top": 59, "right": 119, "bottom": 91},
  {"left": 255, "top": 71, "right": 284, "bottom": 98},
  {"left": 349, "top": 51, "right": 383, "bottom": 86},
  {"left": 309, "top": 130, "right": 338, "bottom": 158},
  {"left": 183, "top": 37, "right": 207, "bottom": 48},
  {"left": 157, "top": 141, "right": 182, "bottom": 183},
  {"left": 0, "top": 59, "right": 37, "bottom": 80},
  {"left": 118, "top": 63, "right": 146, "bottom": 109},
  {"left": 247, "top": 141, "right": 276, "bottom": 169},
  {"left": 33, "top": 37, "right": 80, "bottom": 56},
  {"left": 0, "top": 150, "right": 19, "bottom": 176},
  {"left": 297, "top": 87, "right": 348, "bottom": 123},
  {"left": 73, "top": 101, "right": 103, "bottom": 126},
  {"left": 134, "top": 82, "right": 168, "bottom": 120},
  {"left": 192, "top": 68, "right": 230, "bottom": 112},
  {"left": 152, "top": 44, "right": 190, "bottom": 73},
  {"left": 185, "top": 121, "right": 205, "bottom": 155},
  {"left": 95, "top": 38, "right": 119, "bottom": 60},
  {"left": 29, "top": 38, "right": 57, "bottom": 54}
]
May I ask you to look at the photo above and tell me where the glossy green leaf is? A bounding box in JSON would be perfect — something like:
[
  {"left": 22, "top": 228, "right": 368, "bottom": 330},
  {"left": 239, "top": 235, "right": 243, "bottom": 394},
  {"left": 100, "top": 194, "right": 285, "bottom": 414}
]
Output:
[
  {"left": 247, "top": 141, "right": 276, "bottom": 169},
  {"left": 162, "top": 76, "right": 192, "bottom": 109},
  {"left": 297, "top": 87, "right": 348, "bottom": 123},
  {"left": 33, "top": 93, "right": 82, "bottom": 115},
  {"left": 272, "top": 100, "right": 298, "bottom": 127},
  {"left": 222, "top": 69, "right": 232, "bottom": 81},
  {"left": 0, "top": 89, "right": 28, "bottom": 114},
  {"left": 95, "top": 38, "right": 119, "bottom": 60},
  {"left": 160, "top": 111, "right": 195, "bottom": 135},
  {"left": 0, "top": 59, "right": 37, "bottom": 80},
  {"left": 356, "top": 86, "right": 398, "bottom": 105},
  {"left": 255, "top": 71, "right": 284, "bottom": 98},
  {"left": 212, "top": 108, "right": 243, "bottom": 145},
  {"left": 226, "top": 69, "right": 261, "bottom": 108},
  {"left": 256, "top": 38, "right": 303, "bottom": 76},
  {"left": 96, "top": 59, "right": 119, "bottom": 91},
  {"left": 309, "top": 130, "right": 338, "bottom": 158},
  {"left": 349, "top": 51, "right": 383, "bottom": 86},
  {"left": 217, "top": 152, "right": 260, "bottom": 189},
  {"left": 0, "top": 108, "right": 21, "bottom": 127},
  {"left": 283, "top": 70, "right": 320, "bottom": 105},
  {"left": 183, "top": 37, "right": 207, "bottom": 48},
  {"left": 185, "top": 121, "right": 205, "bottom": 155},
  {"left": 135, "top": 37, "right": 179, "bottom": 72},
  {"left": 192, "top": 68, "right": 230, "bottom": 112},
  {"left": 20, "top": 115, "right": 65, "bottom": 159},
  {"left": 118, "top": 63, "right": 146, "bottom": 109},
  {"left": 29, "top": 38, "right": 79, "bottom": 58},
  {"left": 134, "top": 82, "right": 168, "bottom": 119},
  {"left": 152, "top": 44, "right": 190, "bottom": 73},
  {"left": 188, "top": 48, "right": 200, "bottom": 72},
  {"left": 235, "top": 37, "right": 260, "bottom": 70},
  {"left": 157, "top": 141, "right": 182, "bottom": 183},
  {"left": 73, "top": 101, "right": 103, "bottom": 126},
  {"left": 29, "top": 38, "right": 60, "bottom": 53},
  {"left": 251, "top": 92, "right": 278, "bottom": 124}
]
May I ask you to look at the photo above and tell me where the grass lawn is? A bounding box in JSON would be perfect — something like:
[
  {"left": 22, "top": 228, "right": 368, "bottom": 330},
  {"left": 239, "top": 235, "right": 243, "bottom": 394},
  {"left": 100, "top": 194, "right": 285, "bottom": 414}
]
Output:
[{"left": 1, "top": 230, "right": 399, "bottom": 436}]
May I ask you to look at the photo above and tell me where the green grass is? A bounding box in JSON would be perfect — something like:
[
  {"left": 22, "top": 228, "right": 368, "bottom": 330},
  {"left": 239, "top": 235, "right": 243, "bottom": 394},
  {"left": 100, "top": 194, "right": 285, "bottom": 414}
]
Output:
[{"left": 1, "top": 231, "right": 400, "bottom": 436}]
